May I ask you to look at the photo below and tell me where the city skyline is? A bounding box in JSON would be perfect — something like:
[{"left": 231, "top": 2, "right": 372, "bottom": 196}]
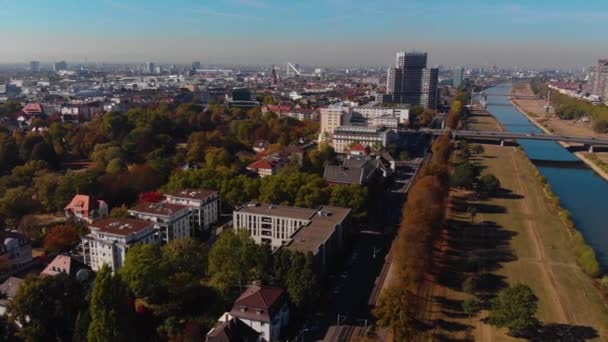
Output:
[{"left": 1, "top": 0, "right": 608, "bottom": 68}]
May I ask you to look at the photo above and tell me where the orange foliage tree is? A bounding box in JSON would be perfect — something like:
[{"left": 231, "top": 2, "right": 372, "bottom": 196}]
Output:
[{"left": 43, "top": 225, "right": 80, "bottom": 253}]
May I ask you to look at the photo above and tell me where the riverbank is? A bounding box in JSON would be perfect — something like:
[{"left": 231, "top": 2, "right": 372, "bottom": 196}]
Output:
[
  {"left": 465, "top": 111, "right": 608, "bottom": 340},
  {"left": 509, "top": 83, "right": 608, "bottom": 182}
]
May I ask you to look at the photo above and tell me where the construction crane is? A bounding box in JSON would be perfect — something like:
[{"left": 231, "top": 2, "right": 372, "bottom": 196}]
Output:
[{"left": 286, "top": 62, "right": 301, "bottom": 77}]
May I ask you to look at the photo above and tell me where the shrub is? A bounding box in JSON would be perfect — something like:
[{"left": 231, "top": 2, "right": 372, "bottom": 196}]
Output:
[
  {"left": 577, "top": 245, "right": 602, "bottom": 278},
  {"left": 592, "top": 120, "right": 608, "bottom": 133}
]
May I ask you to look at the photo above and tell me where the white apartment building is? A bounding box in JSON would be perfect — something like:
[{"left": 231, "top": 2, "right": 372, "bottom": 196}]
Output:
[
  {"left": 128, "top": 202, "right": 191, "bottom": 244},
  {"left": 332, "top": 125, "right": 397, "bottom": 153},
  {"left": 353, "top": 106, "right": 410, "bottom": 123},
  {"left": 233, "top": 203, "right": 351, "bottom": 271},
  {"left": 82, "top": 218, "right": 157, "bottom": 272},
  {"left": 164, "top": 189, "right": 220, "bottom": 234},
  {"left": 319, "top": 105, "right": 351, "bottom": 141}
]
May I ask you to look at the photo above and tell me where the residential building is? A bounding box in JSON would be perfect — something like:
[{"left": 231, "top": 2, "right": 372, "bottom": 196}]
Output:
[
  {"left": 353, "top": 106, "right": 409, "bottom": 123},
  {"left": 128, "top": 202, "right": 191, "bottom": 243},
  {"left": 331, "top": 125, "right": 397, "bottom": 153},
  {"left": 453, "top": 67, "right": 464, "bottom": 88},
  {"left": 385, "top": 51, "right": 438, "bottom": 109},
  {"left": 29, "top": 61, "right": 41, "bottom": 72},
  {"left": 64, "top": 194, "right": 109, "bottom": 223},
  {"left": 82, "top": 218, "right": 157, "bottom": 272},
  {"left": 0, "top": 277, "right": 24, "bottom": 316},
  {"left": 592, "top": 59, "right": 608, "bottom": 99},
  {"left": 246, "top": 153, "right": 287, "bottom": 177},
  {"left": 53, "top": 61, "right": 68, "bottom": 72},
  {"left": 324, "top": 157, "right": 390, "bottom": 185},
  {"left": 320, "top": 105, "right": 351, "bottom": 141},
  {"left": 40, "top": 255, "right": 88, "bottom": 278},
  {"left": 206, "top": 317, "right": 265, "bottom": 342},
  {"left": 233, "top": 203, "right": 350, "bottom": 270},
  {"left": 219, "top": 284, "right": 289, "bottom": 341},
  {"left": 164, "top": 189, "right": 220, "bottom": 234},
  {"left": 253, "top": 139, "right": 271, "bottom": 153},
  {"left": 0, "top": 231, "right": 32, "bottom": 271}
]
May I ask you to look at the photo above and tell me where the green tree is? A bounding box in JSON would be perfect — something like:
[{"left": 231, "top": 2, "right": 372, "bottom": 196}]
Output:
[
  {"left": 0, "top": 186, "right": 39, "bottom": 225},
  {"left": 161, "top": 238, "right": 208, "bottom": 280},
  {"left": 106, "top": 157, "right": 127, "bottom": 175},
  {"left": 450, "top": 163, "right": 476, "bottom": 189},
  {"left": 110, "top": 205, "right": 130, "bottom": 218},
  {"left": 462, "top": 298, "right": 482, "bottom": 318},
  {"left": 488, "top": 284, "right": 539, "bottom": 336},
  {"left": 119, "top": 244, "right": 166, "bottom": 300},
  {"left": 208, "top": 230, "right": 259, "bottom": 293},
  {"left": 286, "top": 252, "right": 320, "bottom": 318},
  {"left": 88, "top": 265, "right": 136, "bottom": 342},
  {"left": 329, "top": 184, "right": 368, "bottom": 220},
  {"left": 479, "top": 174, "right": 501, "bottom": 194},
  {"left": 8, "top": 274, "right": 84, "bottom": 342}
]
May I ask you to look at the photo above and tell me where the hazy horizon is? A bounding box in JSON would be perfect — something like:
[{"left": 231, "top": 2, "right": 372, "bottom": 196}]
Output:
[{"left": 2, "top": 0, "right": 608, "bottom": 68}]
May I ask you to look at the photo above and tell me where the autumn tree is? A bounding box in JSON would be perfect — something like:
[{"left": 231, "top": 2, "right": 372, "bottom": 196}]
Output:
[
  {"left": 373, "top": 286, "right": 419, "bottom": 341},
  {"left": 43, "top": 224, "right": 80, "bottom": 253},
  {"left": 488, "top": 284, "right": 539, "bottom": 336}
]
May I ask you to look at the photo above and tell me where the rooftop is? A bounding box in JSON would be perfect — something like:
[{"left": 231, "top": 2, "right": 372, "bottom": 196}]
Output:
[
  {"left": 235, "top": 203, "right": 317, "bottom": 221},
  {"left": 130, "top": 201, "right": 189, "bottom": 217},
  {"left": 165, "top": 188, "right": 218, "bottom": 201},
  {"left": 285, "top": 205, "right": 351, "bottom": 254},
  {"left": 230, "top": 284, "right": 285, "bottom": 323},
  {"left": 89, "top": 218, "right": 153, "bottom": 236}
]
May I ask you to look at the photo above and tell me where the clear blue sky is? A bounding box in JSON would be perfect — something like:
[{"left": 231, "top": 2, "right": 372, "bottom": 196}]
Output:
[{"left": 1, "top": 0, "right": 608, "bottom": 67}]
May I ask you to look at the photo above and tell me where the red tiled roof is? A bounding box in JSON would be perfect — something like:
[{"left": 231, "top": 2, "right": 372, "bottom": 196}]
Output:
[
  {"left": 230, "top": 285, "right": 285, "bottom": 323},
  {"left": 89, "top": 218, "right": 153, "bottom": 236},
  {"left": 64, "top": 194, "right": 104, "bottom": 218},
  {"left": 22, "top": 103, "right": 44, "bottom": 115},
  {"left": 247, "top": 159, "right": 274, "bottom": 170}
]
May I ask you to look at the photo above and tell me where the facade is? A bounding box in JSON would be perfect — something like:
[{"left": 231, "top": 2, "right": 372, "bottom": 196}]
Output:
[
  {"left": 353, "top": 106, "right": 409, "bottom": 123},
  {"left": 64, "top": 194, "right": 109, "bottom": 223},
  {"left": 220, "top": 284, "right": 289, "bottom": 341},
  {"left": 82, "top": 218, "right": 157, "bottom": 272},
  {"left": 29, "top": 61, "right": 41, "bottom": 72},
  {"left": 233, "top": 203, "right": 350, "bottom": 271},
  {"left": 386, "top": 52, "right": 438, "bottom": 109},
  {"left": 164, "top": 189, "right": 220, "bottom": 234},
  {"left": 331, "top": 125, "right": 396, "bottom": 153},
  {"left": 453, "top": 67, "right": 464, "bottom": 88},
  {"left": 207, "top": 317, "right": 265, "bottom": 342},
  {"left": 592, "top": 59, "right": 608, "bottom": 99},
  {"left": 53, "top": 61, "right": 68, "bottom": 72},
  {"left": 247, "top": 153, "right": 287, "bottom": 178},
  {"left": 0, "top": 231, "right": 32, "bottom": 271},
  {"left": 320, "top": 105, "right": 351, "bottom": 140},
  {"left": 128, "top": 202, "right": 191, "bottom": 244}
]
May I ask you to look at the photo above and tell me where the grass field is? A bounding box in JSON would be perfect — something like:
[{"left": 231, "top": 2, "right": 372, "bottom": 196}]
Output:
[{"left": 423, "top": 111, "right": 608, "bottom": 341}]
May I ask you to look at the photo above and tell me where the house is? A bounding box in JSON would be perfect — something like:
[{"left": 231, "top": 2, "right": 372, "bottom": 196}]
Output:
[
  {"left": 347, "top": 143, "right": 369, "bottom": 158},
  {"left": 0, "top": 277, "right": 24, "bottom": 316},
  {"left": 253, "top": 139, "right": 271, "bottom": 153},
  {"left": 0, "top": 230, "right": 33, "bottom": 271},
  {"left": 206, "top": 317, "right": 266, "bottom": 342},
  {"left": 164, "top": 189, "right": 220, "bottom": 235},
  {"left": 323, "top": 158, "right": 389, "bottom": 185},
  {"left": 128, "top": 202, "right": 191, "bottom": 244},
  {"left": 40, "top": 255, "right": 88, "bottom": 278},
  {"left": 64, "top": 194, "right": 109, "bottom": 223},
  {"left": 246, "top": 153, "right": 287, "bottom": 178},
  {"left": 220, "top": 284, "right": 289, "bottom": 341},
  {"left": 82, "top": 218, "right": 157, "bottom": 272}
]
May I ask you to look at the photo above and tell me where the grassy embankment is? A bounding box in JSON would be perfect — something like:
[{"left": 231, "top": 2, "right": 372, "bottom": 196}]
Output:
[{"left": 426, "top": 110, "right": 608, "bottom": 341}]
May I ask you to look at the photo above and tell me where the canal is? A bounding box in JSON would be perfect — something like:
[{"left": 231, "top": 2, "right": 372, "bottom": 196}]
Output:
[{"left": 484, "top": 83, "right": 608, "bottom": 267}]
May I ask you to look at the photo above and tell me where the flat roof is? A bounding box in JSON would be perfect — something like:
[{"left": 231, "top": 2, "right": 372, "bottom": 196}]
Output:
[
  {"left": 89, "top": 218, "right": 153, "bottom": 236},
  {"left": 129, "top": 202, "right": 188, "bottom": 217},
  {"left": 235, "top": 203, "right": 317, "bottom": 221},
  {"left": 285, "top": 205, "right": 351, "bottom": 254},
  {"left": 165, "top": 188, "right": 217, "bottom": 201}
]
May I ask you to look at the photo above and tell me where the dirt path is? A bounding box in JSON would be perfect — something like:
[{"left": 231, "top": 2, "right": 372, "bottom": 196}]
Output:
[{"left": 508, "top": 150, "right": 569, "bottom": 323}]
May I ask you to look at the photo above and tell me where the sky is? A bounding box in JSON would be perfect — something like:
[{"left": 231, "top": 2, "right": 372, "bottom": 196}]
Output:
[{"left": 1, "top": 0, "right": 608, "bottom": 68}]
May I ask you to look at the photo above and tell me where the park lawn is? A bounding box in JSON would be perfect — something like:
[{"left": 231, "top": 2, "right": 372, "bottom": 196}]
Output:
[{"left": 471, "top": 144, "right": 608, "bottom": 340}]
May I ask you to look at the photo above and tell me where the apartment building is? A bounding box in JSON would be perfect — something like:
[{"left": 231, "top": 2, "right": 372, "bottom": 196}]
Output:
[
  {"left": 164, "top": 189, "right": 220, "bottom": 234},
  {"left": 128, "top": 202, "right": 191, "bottom": 244},
  {"left": 82, "top": 218, "right": 157, "bottom": 272}
]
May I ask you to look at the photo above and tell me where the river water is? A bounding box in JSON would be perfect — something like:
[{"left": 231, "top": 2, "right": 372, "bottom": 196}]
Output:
[{"left": 484, "top": 84, "right": 608, "bottom": 266}]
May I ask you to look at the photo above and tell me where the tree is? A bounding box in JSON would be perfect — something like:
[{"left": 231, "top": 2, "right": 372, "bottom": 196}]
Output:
[
  {"left": 286, "top": 252, "right": 320, "bottom": 318},
  {"left": 43, "top": 224, "right": 80, "bottom": 253},
  {"left": 161, "top": 238, "right": 208, "bottom": 280},
  {"left": 8, "top": 274, "right": 84, "bottom": 341},
  {"left": 106, "top": 157, "right": 127, "bottom": 175},
  {"left": 119, "top": 244, "right": 166, "bottom": 300},
  {"left": 138, "top": 191, "right": 164, "bottom": 203},
  {"left": 208, "top": 230, "right": 259, "bottom": 293},
  {"left": 462, "top": 298, "right": 482, "bottom": 318},
  {"left": 479, "top": 174, "right": 501, "bottom": 195},
  {"left": 329, "top": 184, "right": 368, "bottom": 220},
  {"left": 450, "top": 163, "right": 476, "bottom": 189},
  {"left": 88, "top": 265, "right": 136, "bottom": 342},
  {"left": 373, "top": 286, "right": 419, "bottom": 341},
  {"left": 110, "top": 205, "right": 129, "bottom": 218},
  {"left": 0, "top": 186, "right": 39, "bottom": 225},
  {"left": 488, "top": 284, "right": 539, "bottom": 336}
]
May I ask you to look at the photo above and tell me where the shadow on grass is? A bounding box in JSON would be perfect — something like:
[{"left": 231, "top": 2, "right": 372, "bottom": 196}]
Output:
[{"left": 529, "top": 323, "right": 599, "bottom": 342}]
